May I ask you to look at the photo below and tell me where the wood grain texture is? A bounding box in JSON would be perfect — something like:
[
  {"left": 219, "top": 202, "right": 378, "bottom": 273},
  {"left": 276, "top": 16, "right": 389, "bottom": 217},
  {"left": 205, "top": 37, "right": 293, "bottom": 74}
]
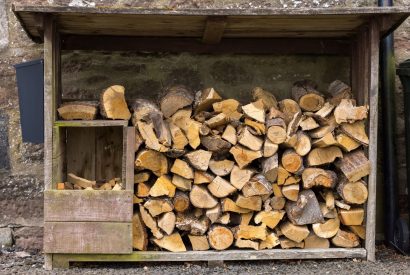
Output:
[
  {"left": 202, "top": 16, "right": 226, "bottom": 44},
  {"left": 125, "top": 127, "right": 135, "bottom": 190},
  {"left": 54, "top": 120, "right": 128, "bottom": 127},
  {"left": 95, "top": 127, "right": 123, "bottom": 181},
  {"left": 44, "top": 190, "right": 133, "bottom": 222},
  {"left": 44, "top": 222, "right": 132, "bottom": 253}
]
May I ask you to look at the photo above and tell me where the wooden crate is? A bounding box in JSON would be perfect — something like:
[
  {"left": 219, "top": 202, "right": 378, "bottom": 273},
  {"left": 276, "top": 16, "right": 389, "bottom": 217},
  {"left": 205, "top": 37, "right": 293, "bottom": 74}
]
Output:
[{"left": 12, "top": 4, "right": 410, "bottom": 269}]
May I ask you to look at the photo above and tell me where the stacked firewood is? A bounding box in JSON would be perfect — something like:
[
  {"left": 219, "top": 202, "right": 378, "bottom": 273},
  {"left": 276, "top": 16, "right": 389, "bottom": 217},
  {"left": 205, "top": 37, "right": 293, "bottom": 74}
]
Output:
[
  {"left": 129, "top": 80, "right": 370, "bottom": 252},
  {"left": 56, "top": 173, "right": 124, "bottom": 190}
]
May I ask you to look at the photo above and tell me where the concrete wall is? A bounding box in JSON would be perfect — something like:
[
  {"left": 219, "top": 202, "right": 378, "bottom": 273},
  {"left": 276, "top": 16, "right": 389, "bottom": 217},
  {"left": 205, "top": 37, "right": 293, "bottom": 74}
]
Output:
[{"left": 0, "top": 0, "right": 409, "bottom": 251}]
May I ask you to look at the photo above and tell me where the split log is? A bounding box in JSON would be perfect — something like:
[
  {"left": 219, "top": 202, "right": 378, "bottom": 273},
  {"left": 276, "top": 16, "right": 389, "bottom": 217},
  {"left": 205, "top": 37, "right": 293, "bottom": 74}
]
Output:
[
  {"left": 254, "top": 210, "right": 285, "bottom": 229},
  {"left": 176, "top": 213, "right": 210, "bottom": 235},
  {"left": 340, "top": 120, "right": 369, "bottom": 145},
  {"left": 252, "top": 87, "right": 278, "bottom": 110},
  {"left": 315, "top": 102, "right": 335, "bottom": 118},
  {"left": 280, "top": 237, "right": 304, "bottom": 249},
  {"left": 321, "top": 190, "right": 335, "bottom": 210},
  {"left": 221, "top": 198, "right": 252, "bottom": 214},
  {"left": 236, "top": 195, "right": 262, "bottom": 211},
  {"left": 67, "top": 173, "right": 95, "bottom": 189},
  {"left": 169, "top": 122, "right": 189, "bottom": 150},
  {"left": 100, "top": 85, "right": 131, "bottom": 120},
  {"left": 137, "top": 182, "right": 151, "bottom": 198},
  {"left": 328, "top": 80, "right": 352, "bottom": 105},
  {"left": 160, "top": 85, "right": 194, "bottom": 118},
  {"left": 193, "top": 171, "right": 214, "bottom": 184},
  {"left": 173, "top": 191, "right": 190, "bottom": 213},
  {"left": 291, "top": 80, "right": 324, "bottom": 112},
  {"left": 287, "top": 112, "right": 303, "bottom": 138},
  {"left": 259, "top": 232, "right": 280, "bottom": 249},
  {"left": 242, "top": 100, "right": 265, "bottom": 123},
  {"left": 229, "top": 145, "right": 262, "bottom": 169},
  {"left": 302, "top": 168, "right": 337, "bottom": 189},
  {"left": 242, "top": 174, "right": 272, "bottom": 197},
  {"left": 135, "top": 149, "right": 168, "bottom": 176},
  {"left": 209, "top": 159, "right": 235, "bottom": 176},
  {"left": 272, "top": 183, "right": 283, "bottom": 198},
  {"left": 306, "top": 146, "right": 343, "bottom": 166},
  {"left": 57, "top": 101, "right": 98, "bottom": 120},
  {"left": 201, "top": 135, "right": 232, "bottom": 154},
  {"left": 261, "top": 154, "right": 279, "bottom": 182},
  {"left": 171, "top": 159, "right": 194, "bottom": 179},
  {"left": 312, "top": 132, "right": 337, "bottom": 148},
  {"left": 144, "top": 198, "right": 173, "bottom": 217},
  {"left": 280, "top": 222, "right": 310, "bottom": 243},
  {"left": 172, "top": 174, "right": 192, "bottom": 191},
  {"left": 335, "top": 200, "right": 351, "bottom": 210},
  {"left": 208, "top": 226, "right": 234, "bottom": 250},
  {"left": 277, "top": 165, "right": 290, "bottom": 185},
  {"left": 285, "top": 189, "right": 324, "bottom": 225},
  {"left": 320, "top": 203, "right": 337, "bottom": 219},
  {"left": 266, "top": 118, "right": 287, "bottom": 144},
  {"left": 334, "top": 99, "right": 368, "bottom": 124},
  {"left": 194, "top": 87, "right": 222, "bottom": 114},
  {"left": 149, "top": 176, "right": 176, "bottom": 197},
  {"left": 337, "top": 179, "right": 368, "bottom": 204},
  {"left": 245, "top": 118, "right": 266, "bottom": 135},
  {"left": 208, "top": 176, "right": 237, "bottom": 198},
  {"left": 188, "top": 235, "right": 210, "bottom": 251},
  {"left": 339, "top": 208, "right": 364, "bottom": 226},
  {"left": 185, "top": 149, "right": 212, "bottom": 171},
  {"left": 238, "top": 127, "right": 263, "bottom": 151},
  {"left": 132, "top": 213, "right": 148, "bottom": 251},
  {"left": 282, "top": 184, "right": 299, "bottom": 202},
  {"left": 222, "top": 124, "right": 238, "bottom": 145},
  {"left": 304, "top": 232, "right": 330, "bottom": 249},
  {"left": 336, "top": 133, "right": 361, "bottom": 152},
  {"left": 263, "top": 139, "right": 279, "bottom": 157},
  {"left": 213, "top": 99, "right": 243, "bottom": 121},
  {"left": 279, "top": 99, "right": 301, "bottom": 124},
  {"left": 331, "top": 229, "right": 360, "bottom": 248},
  {"left": 308, "top": 115, "right": 338, "bottom": 139},
  {"left": 137, "top": 121, "right": 168, "bottom": 152},
  {"left": 158, "top": 212, "right": 176, "bottom": 235},
  {"left": 206, "top": 205, "right": 222, "bottom": 224},
  {"left": 152, "top": 232, "right": 187, "bottom": 252},
  {"left": 312, "top": 218, "right": 340, "bottom": 238},
  {"left": 134, "top": 172, "right": 150, "bottom": 184},
  {"left": 189, "top": 185, "right": 218, "bottom": 209},
  {"left": 230, "top": 166, "right": 255, "bottom": 190},
  {"left": 293, "top": 131, "right": 311, "bottom": 156},
  {"left": 234, "top": 224, "right": 267, "bottom": 240},
  {"left": 348, "top": 225, "right": 366, "bottom": 240},
  {"left": 270, "top": 196, "right": 286, "bottom": 210},
  {"left": 140, "top": 206, "right": 163, "bottom": 239},
  {"left": 299, "top": 116, "right": 319, "bottom": 131},
  {"left": 335, "top": 150, "right": 370, "bottom": 182},
  {"left": 281, "top": 149, "right": 303, "bottom": 174},
  {"left": 205, "top": 113, "right": 228, "bottom": 128},
  {"left": 235, "top": 238, "right": 259, "bottom": 250},
  {"left": 199, "top": 124, "right": 211, "bottom": 135},
  {"left": 240, "top": 212, "right": 254, "bottom": 226}
]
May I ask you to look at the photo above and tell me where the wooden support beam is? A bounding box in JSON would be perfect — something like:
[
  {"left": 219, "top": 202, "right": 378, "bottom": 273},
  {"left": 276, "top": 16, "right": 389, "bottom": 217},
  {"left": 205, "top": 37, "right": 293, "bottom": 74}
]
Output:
[{"left": 202, "top": 16, "right": 227, "bottom": 44}]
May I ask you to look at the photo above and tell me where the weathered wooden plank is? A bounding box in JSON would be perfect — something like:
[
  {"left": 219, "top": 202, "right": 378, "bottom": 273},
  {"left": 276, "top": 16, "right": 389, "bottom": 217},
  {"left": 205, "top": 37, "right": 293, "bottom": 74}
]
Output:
[
  {"left": 54, "top": 120, "right": 128, "bottom": 127},
  {"left": 365, "top": 19, "right": 380, "bottom": 263},
  {"left": 124, "top": 127, "right": 135, "bottom": 190},
  {"left": 202, "top": 16, "right": 226, "bottom": 44},
  {"left": 52, "top": 126, "right": 66, "bottom": 184},
  {"left": 44, "top": 190, "right": 133, "bottom": 222},
  {"left": 44, "top": 222, "right": 132, "bottom": 254},
  {"left": 95, "top": 127, "right": 123, "bottom": 181}
]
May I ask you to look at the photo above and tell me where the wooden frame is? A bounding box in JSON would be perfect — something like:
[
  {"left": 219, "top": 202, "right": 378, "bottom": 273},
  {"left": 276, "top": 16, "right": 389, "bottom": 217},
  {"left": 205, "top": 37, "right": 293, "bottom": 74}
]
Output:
[{"left": 17, "top": 5, "right": 408, "bottom": 269}]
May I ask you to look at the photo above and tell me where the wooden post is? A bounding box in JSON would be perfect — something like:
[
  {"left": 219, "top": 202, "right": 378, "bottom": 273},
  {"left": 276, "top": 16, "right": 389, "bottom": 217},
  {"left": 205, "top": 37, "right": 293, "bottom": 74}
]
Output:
[{"left": 125, "top": 127, "right": 135, "bottom": 190}]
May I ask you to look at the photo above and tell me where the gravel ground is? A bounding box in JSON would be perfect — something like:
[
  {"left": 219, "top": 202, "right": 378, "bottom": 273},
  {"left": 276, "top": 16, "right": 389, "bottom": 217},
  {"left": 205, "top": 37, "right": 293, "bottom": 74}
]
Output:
[{"left": 0, "top": 246, "right": 409, "bottom": 275}]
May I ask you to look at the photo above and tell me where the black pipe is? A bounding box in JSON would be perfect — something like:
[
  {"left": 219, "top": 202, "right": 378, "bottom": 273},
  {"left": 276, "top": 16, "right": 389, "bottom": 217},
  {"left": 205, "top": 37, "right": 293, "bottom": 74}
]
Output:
[{"left": 379, "top": 0, "right": 399, "bottom": 246}]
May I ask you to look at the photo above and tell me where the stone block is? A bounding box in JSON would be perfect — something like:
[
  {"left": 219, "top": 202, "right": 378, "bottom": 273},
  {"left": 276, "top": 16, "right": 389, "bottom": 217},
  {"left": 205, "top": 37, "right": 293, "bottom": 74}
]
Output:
[
  {"left": 0, "top": 227, "right": 13, "bottom": 248},
  {"left": 13, "top": 226, "right": 43, "bottom": 251}
]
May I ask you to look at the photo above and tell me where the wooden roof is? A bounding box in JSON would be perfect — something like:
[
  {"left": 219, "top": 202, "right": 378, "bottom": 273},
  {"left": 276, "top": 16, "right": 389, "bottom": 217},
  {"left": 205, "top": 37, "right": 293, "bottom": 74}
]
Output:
[{"left": 13, "top": 5, "right": 410, "bottom": 43}]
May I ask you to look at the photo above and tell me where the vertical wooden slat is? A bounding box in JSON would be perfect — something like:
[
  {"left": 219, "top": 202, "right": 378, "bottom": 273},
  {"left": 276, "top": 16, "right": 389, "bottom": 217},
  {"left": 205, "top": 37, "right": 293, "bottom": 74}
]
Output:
[
  {"left": 52, "top": 126, "right": 66, "bottom": 183},
  {"left": 95, "top": 127, "right": 123, "bottom": 181},
  {"left": 365, "top": 18, "right": 380, "bottom": 262},
  {"left": 125, "top": 127, "right": 135, "bottom": 190}
]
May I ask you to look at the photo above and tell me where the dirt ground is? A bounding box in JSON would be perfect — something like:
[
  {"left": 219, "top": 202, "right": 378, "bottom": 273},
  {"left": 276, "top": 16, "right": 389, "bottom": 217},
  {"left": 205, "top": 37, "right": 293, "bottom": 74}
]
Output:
[{"left": 0, "top": 246, "right": 409, "bottom": 275}]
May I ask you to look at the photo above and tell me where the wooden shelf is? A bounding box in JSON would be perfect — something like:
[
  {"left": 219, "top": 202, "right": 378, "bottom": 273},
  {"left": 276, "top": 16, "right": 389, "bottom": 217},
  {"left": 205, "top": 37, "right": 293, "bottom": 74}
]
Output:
[{"left": 54, "top": 120, "right": 129, "bottom": 127}]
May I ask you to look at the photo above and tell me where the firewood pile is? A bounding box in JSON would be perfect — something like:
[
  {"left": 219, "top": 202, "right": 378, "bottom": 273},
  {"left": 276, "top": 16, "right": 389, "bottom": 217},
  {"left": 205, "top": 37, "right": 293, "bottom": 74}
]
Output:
[
  {"left": 57, "top": 173, "right": 124, "bottom": 190},
  {"left": 59, "top": 79, "right": 370, "bottom": 251}
]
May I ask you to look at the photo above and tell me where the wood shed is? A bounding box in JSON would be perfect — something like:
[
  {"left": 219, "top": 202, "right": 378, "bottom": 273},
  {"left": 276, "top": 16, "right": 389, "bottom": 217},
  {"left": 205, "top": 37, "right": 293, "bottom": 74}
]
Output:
[{"left": 13, "top": 4, "right": 410, "bottom": 269}]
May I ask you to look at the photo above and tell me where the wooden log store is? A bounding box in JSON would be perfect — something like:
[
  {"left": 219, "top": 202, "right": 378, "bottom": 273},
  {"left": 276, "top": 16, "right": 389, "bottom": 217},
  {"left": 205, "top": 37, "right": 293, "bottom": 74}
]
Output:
[{"left": 13, "top": 4, "right": 410, "bottom": 269}]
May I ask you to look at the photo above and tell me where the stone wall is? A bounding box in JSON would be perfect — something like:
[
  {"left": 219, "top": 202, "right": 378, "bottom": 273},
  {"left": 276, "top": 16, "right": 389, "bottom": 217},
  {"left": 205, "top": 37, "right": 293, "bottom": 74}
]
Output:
[{"left": 0, "top": 0, "right": 409, "bottom": 251}]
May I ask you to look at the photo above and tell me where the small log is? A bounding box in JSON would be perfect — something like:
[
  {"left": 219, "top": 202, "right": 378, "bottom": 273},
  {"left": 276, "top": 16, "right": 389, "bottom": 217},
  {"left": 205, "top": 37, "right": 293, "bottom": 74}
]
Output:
[
  {"left": 235, "top": 238, "right": 259, "bottom": 250},
  {"left": 169, "top": 122, "right": 189, "bottom": 150},
  {"left": 334, "top": 99, "right": 368, "bottom": 124},
  {"left": 137, "top": 182, "right": 151, "bottom": 198},
  {"left": 56, "top": 182, "right": 65, "bottom": 190},
  {"left": 312, "top": 218, "right": 340, "bottom": 238},
  {"left": 152, "top": 232, "right": 187, "bottom": 252},
  {"left": 144, "top": 198, "right": 173, "bottom": 217},
  {"left": 234, "top": 224, "right": 267, "bottom": 240},
  {"left": 300, "top": 116, "right": 319, "bottom": 131},
  {"left": 281, "top": 149, "right": 303, "bottom": 174},
  {"left": 149, "top": 176, "right": 176, "bottom": 197},
  {"left": 173, "top": 191, "right": 190, "bottom": 213},
  {"left": 270, "top": 196, "right": 286, "bottom": 210},
  {"left": 348, "top": 225, "right": 366, "bottom": 240},
  {"left": 240, "top": 212, "right": 254, "bottom": 226},
  {"left": 336, "top": 133, "right": 361, "bottom": 152},
  {"left": 230, "top": 165, "right": 255, "bottom": 190},
  {"left": 199, "top": 124, "right": 211, "bottom": 135},
  {"left": 188, "top": 235, "right": 210, "bottom": 251},
  {"left": 302, "top": 168, "right": 337, "bottom": 189},
  {"left": 132, "top": 212, "right": 148, "bottom": 251},
  {"left": 335, "top": 150, "right": 370, "bottom": 182},
  {"left": 236, "top": 195, "right": 262, "bottom": 211},
  {"left": 331, "top": 229, "right": 360, "bottom": 248},
  {"left": 190, "top": 185, "right": 218, "bottom": 209},
  {"left": 160, "top": 85, "right": 194, "bottom": 118},
  {"left": 165, "top": 148, "right": 186, "bottom": 159},
  {"left": 99, "top": 85, "right": 131, "bottom": 120},
  {"left": 185, "top": 121, "right": 201, "bottom": 149},
  {"left": 321, "top": 190, "right": 335, "bottom": 210},
  {"left": 208, "top": 176, "right": 237, "bottom": 198},
  {"left": 284, "top": 176, "right": 301, "bottom": 185},
  {"left": 339, "top": 208, "right": 365, "bottom": 226},
  {"left": 320, "top": 203, "right": 338, "bottom": 219},
  {"left": 287, "top": 112, "right": 303, "bottom": 137},
  {"left": 206, "top": 205, "right": 222, "bottom": 224},
  {"left": 242, "top": 100, "right": 265, "bottom": 123},
  {"left": 267, "top": 106, "right": 285, "bottom": 120},
  {"left": 312, "top": 132, "right": 337, "bottom": 148},
  {"left": 171, "top": 174, "right": 192, "bottom": 191},
  {"left": 171, "top": 159, "right": 194, "bottom": 179},
  {"left": 229, "top": 145, "right": 262, "bottom": 169},
  {"left": 194, "top": 171, "right": 215, "bottom": 184},
  {"left": 134, "top": 172, "right": 150, "bottom": 184},
  {"left": 335, "top": 200, "right": 351, "bottom": 210},
  {"left": 282, "top": 184, "right": 299, "bottom": 202},
  {"left": 337, "top": 179, "right": 368, "bottom": 204},
  {"left": 294, "top": 131, "right": 311, "bottom": 156},
  {"left": 57, "top": 101, "right": 98, "bottom": 120},
  {"left": 285, "top": 189, "right": 324, "bottom": 225},
  {"left": 252, "top": 87, "right": 278, "bottom": 110},
  {"left": 185, "top": 149, "right": 212, "bottom": 171},
  {"left": 308, "top": 115, "right": 338, "bottom": 139},
  {"left": 280, "top": 222, "right": 310, "bottom": 243},
  {"left": 304, "top": 232, "right": 330, "bottom": 249},
  {"left": 242, "top": 174, "right": 272, "bottom": 197},
  {"left": 277, "top": 165, "right": 290, "bottom": 185},
  {"left": 279, "top": 99, "right": 301, "bottom": 124},
  {"left": 340, "top": 120, "right": 369, "bottom": 145},
  {"left": 205, "top": 113, "right": 228, "bottom": 128},
  {"left": 213, "top": 99, "right": 243, "bottom": 121},
  {"left": 222, "top": 124, "right": 238, "bottom": 145},
  {"left": 208, "top": 226, "right": 234, "bottom": 250},
  {"left": 291, "top": 80, "right": 324, "bottom": 112},
  {"left": 244, "top": 118, "right": 266, "bottom": 135},
  {"left": 201, "top": 135, "right": 232, "bottom": 154},
  {"left": 272, "top": 183, "right": 283, "bottom": 198},
  {"left": 67, "top": 173, "right": 95, "bottom": 189},
  {"left": 194, "top": 87, "right": 222, "bottom": 114},
  {"left": 254, "top": 210, "right": 285, "bottom": 229},
  {"left": 176, "top": 213, "right": 210, "bottom": 235},
  {"left": 263, "top": 139, "right": 279, "bottom": 157},
  {"left": 135, "top": 149, "right": 168, "bottom": 177},
  {"left": 157, "top": 212, "right": 176, "bottom": 235},
  {"left": 306, "top": 146, "right": 343, "bottom": 166},
  {"left": 279, "top": 237, "right": 304, "bottom": 249},
  {"left": 328, "top": 80, "right": 352, "bottom": 105},
  {"left": 209, "top": 159, "right": 235, "bottom": 176},
  {"left": 221, "top": 198, "right": 251, "bottom": 213},
  {"left": 261, "top": 154, "right": 279, "bottom": 182},
  {"left": 137, "top": 120, "right": 168, "bottom": 152},
  {"left": 140, "top": 206, "right": 163, "bottom": 239},
  {"left": 266, "top": 125, "right": 287, "bottom": 144},
  {"left": 259, "top": 232, "right": 280, "bottom": 249},
  {"left": 238, "top": 127, "right": 263, "bottom": 151}
]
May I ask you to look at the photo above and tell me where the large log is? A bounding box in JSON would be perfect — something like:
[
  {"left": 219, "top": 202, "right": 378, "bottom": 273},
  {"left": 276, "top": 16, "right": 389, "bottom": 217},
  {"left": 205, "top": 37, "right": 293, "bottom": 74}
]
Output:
[
  {"left": 280, "top": 222, "right": 309, "bottom": 243},
  {"left": 302, "top": 168, "right": 337, "bottom": 189},
  {"left": 285, "top": 190, "right": 324, "bottom": 225},
  {"left": 208, "top": 226, "right": 234, "bottom": 250},
  {"left": 291, "top": 80, "right": 325, "bottom": 112},
  {"left": 337, "top": 179, "right": 368, "bottom": 204},
  {"left": 335, "top": 150, "right": 370, "bottom": 182},
  {"left": 304, "top": 232, "right": 330, "bottom": 249},
  {"left": 328, "top": 80, "right": 352, "bottom": 105},
  {"left": 334, "top": 99, "right": 368, "bottom": 124},
  {"left": 57, "top": 101, "right": 98, "bottom": 120},
  {"left": 306, "top": 146, "right": 343, "bottom": 166},
  {"left": 331, "top": 229, "right": 360, "bottom": 248},
  {"left": 149, "top": 175, "right": 176, "bottom": 198},
  {"left": 194, "top": 87, "right": 222, "bottom": 114},
  {"left": 152, "top": 232, "right": 187, "bottom": 252},
  {"left": 312, "top": 218, "right": 340, "bottom": 238},
  {"left": 278, "top": 99, "right": 301, "bottom": 124},
  {"left": 135, "top": 149, "right": 168, "bottom": 177},
  {"left": 160, "top": 85, "right": 194, "bottom": 118},
  {"left": 189, "top": 185, "right": 218, "bottom": 209},
  {"left": 132, "top": 213, "right": 148, "bottom": 251},
  {"left": 340, "top": 120, "right": 369, "bottom": 145},
  {"left": 99, "top": 85, "right": 131, "bottom": 120}
]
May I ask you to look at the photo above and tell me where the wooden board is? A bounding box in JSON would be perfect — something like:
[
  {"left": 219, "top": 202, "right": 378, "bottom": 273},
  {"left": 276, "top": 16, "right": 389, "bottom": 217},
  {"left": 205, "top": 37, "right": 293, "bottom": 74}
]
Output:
[
  {"left": 44, "top": 190, "right": 133, "bottom": 222},
  {"left": 95, "top": 127, "right": 123, "bottom": 181},
  {"left": 54, "top": 120, "right": 128, "bottom": 127},
  {"left": 44, "top": 222, "right": 132, "bottom": 254},
  {"left": 124, "top": 127, "right": 135, "bottom": 190}
]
